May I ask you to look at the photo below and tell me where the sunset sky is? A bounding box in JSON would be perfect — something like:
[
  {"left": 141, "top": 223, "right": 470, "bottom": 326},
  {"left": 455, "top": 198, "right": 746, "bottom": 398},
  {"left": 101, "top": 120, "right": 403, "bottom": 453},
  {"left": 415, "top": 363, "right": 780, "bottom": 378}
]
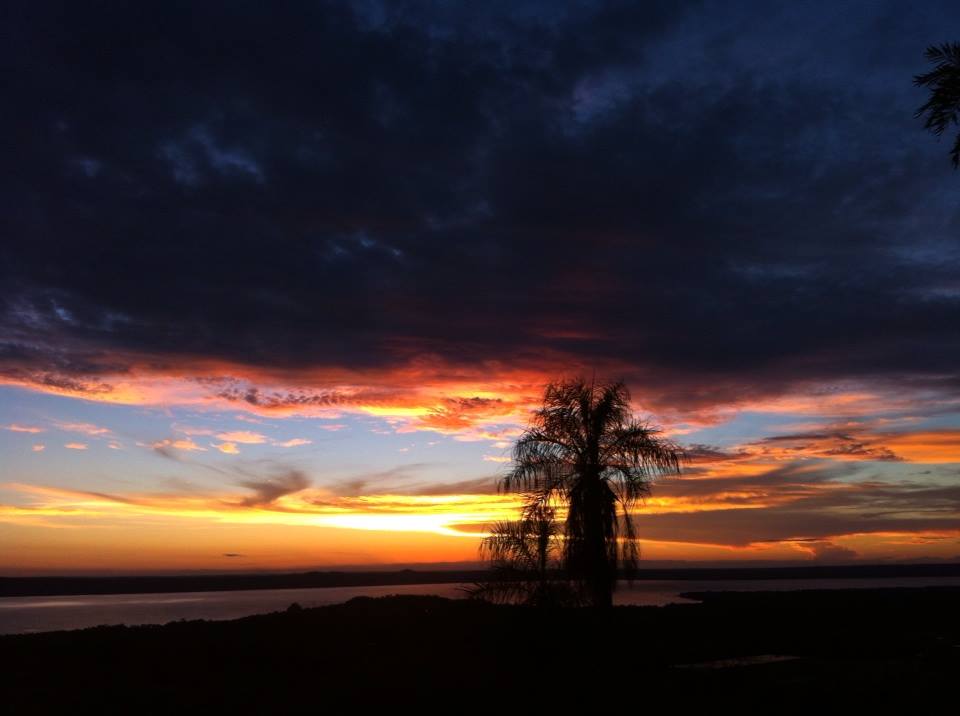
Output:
[{"left": 2, "top": 1, "right": 959, "bottom": 574}]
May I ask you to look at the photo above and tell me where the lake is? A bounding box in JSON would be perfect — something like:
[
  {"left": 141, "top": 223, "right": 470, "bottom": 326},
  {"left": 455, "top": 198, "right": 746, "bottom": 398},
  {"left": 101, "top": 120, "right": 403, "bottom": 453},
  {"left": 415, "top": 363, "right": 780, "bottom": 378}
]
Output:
[{"left": 3, "top": 575, "right": 959, "bottom": 635}]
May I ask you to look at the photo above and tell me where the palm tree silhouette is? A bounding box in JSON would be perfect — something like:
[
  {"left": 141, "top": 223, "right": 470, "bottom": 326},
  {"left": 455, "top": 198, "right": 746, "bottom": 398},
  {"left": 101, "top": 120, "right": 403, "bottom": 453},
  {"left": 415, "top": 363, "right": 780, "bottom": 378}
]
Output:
[
  {"left": 915, "top": 42, "right": 960, "bottom": 167},
  {"left": 468, "top": 499, "right": 578, "bottom": 606},
  {"left": 495, "top": 377, "right": 681, "bottom": 607}
]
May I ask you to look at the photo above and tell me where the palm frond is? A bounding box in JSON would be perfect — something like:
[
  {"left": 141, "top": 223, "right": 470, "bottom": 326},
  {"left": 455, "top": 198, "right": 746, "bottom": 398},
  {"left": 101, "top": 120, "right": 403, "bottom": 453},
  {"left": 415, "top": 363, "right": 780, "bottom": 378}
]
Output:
[{"left": 915, "top": 42, "right": 960, "bottom": 167}]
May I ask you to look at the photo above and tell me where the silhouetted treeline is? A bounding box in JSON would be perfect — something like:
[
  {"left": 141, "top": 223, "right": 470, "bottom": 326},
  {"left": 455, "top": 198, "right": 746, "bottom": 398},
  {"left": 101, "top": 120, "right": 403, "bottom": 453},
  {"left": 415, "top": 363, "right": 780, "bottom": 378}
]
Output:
[{"left": 2, "top": 562, "right": 959, "bottom": 597}]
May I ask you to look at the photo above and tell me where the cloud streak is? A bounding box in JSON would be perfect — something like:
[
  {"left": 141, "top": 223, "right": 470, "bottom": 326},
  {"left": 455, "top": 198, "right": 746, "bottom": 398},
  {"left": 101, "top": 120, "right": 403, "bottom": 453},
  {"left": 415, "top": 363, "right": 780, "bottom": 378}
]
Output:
[
  {"left": 5, "top": 424, "right": 44, "bottom": 434},
  {"left": 2, "top": 455, "right": 958, "bottom": 559},
  {"left": 237, "top": 470, "right": 311, "bottom": 507}
]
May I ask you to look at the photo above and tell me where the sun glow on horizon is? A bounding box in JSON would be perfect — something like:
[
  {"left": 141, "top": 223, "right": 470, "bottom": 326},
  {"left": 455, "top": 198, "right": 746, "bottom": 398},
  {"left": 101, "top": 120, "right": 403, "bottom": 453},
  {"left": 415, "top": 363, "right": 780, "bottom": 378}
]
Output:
[{"left": 2, "top": 374, "right": 960, "bottom": 573}]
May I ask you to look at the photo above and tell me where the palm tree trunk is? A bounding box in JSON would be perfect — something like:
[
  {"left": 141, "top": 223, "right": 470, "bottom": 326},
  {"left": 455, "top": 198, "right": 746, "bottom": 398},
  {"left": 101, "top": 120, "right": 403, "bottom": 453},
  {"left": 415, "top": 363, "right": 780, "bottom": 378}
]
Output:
[
  {"left": 586, "top": 526, "right": 613, "bottom": 608},
  {"left": 581, "top": 476, "right": 614, "bottom": 608}
]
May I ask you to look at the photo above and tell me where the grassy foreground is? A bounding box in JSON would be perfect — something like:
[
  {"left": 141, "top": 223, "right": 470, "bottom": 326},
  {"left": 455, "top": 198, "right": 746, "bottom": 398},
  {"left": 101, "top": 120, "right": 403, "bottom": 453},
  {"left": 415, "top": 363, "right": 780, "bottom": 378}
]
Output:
[{"left": 3, "top": 588, "right": 958, "bottom": 711}]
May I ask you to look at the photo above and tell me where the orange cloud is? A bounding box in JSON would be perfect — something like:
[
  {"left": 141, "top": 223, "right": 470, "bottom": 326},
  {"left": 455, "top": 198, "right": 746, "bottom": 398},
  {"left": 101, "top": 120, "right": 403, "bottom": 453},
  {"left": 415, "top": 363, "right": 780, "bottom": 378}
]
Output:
[
  {"left": 5, "top": 424, "right": 44, "bottom": 433},
  {"left": 32, "top": 443, "right": 45, "bottom": 452},
  {"left": 213, "top": 442, "right": 240, "bottom": 454},
  {"left": 0, "top": 348, "right": 958, "bottom": 472},
  {"left": 880, "top": 430, "right": 960, "bottom": 463},
  {"left": 1, "top": 350, "right": 958, "bottom": 455},
  {"left": 0, "top": 353, "right": 564, "bottom": 439},
  {"left": 64, "top": 442, "right": 88, "bottom": 450},
  {"left": 746, "top": 428, "right": 960, "bottom": 464},
  {"left": 152, "top": 438, "right": 206, "bottom": 452}
]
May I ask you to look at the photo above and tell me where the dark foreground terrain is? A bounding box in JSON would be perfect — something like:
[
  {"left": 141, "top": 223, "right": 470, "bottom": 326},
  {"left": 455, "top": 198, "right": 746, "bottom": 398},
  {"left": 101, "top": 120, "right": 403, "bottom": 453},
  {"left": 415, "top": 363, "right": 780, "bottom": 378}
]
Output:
[{"left": 3, "top": 588, "right": 958, "bottom": 712}]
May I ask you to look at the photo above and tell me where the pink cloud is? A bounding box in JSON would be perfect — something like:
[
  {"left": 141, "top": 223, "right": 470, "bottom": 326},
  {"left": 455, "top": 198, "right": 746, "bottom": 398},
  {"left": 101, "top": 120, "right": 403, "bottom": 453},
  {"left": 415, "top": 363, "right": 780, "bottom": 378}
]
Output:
[
  {"left": 216, "top": 430, "right": 268, "bottom": 444},
  {"left": 56, "top": 421, "right": 113, "bottom": 437},
  {"left": 173, "top": 425, "right": 215, "bottom": 436},
  {"left": 275, "top": 438, "right": 312, "bottom": 448}
]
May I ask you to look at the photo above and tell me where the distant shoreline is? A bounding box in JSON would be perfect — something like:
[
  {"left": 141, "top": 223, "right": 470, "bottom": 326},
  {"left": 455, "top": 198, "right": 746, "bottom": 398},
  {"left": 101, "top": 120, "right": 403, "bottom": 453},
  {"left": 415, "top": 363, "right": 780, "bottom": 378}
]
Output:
[{"left": 3, "top": 562, "right": 959, "bottom": 598}]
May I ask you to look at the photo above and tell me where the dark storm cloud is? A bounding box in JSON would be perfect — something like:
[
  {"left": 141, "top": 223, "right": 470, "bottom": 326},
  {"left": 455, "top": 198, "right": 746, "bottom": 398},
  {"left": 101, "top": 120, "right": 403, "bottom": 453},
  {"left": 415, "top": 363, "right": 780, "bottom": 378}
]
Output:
[{"left": 2, "top": 1, "right": 959, "bottom": 407}]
